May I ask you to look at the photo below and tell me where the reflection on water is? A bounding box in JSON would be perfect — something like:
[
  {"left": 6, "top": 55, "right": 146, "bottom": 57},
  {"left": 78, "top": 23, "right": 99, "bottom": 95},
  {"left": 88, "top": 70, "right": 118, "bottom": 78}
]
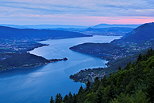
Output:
[{"left": 0, "top": 35, "right": 121, "bottom": 103}]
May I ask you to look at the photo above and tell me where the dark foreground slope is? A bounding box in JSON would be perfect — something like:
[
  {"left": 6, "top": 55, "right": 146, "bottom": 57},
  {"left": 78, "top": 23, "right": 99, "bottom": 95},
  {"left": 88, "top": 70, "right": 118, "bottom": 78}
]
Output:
[{"left": 51, "top": 49, "right": 154, "bottom": 103}]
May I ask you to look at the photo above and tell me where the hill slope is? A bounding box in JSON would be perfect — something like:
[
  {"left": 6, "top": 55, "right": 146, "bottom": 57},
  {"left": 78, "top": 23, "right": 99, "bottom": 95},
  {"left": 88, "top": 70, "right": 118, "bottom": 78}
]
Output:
[
  {"left": 119, "top": 22, "right": 154, "bottom": 43},
  {"left": 51, "top": 49, "right": 154, "bottom": 103}
]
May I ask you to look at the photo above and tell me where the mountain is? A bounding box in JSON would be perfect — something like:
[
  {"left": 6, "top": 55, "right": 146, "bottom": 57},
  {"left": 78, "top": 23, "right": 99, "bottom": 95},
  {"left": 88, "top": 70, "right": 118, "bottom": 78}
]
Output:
[
  {"left": 0, "top": 26, "right": 90, "bottom": 41},
  {"left": 70, "top": 22, "right": 154, "bottom": 69},
  {"left": 93, "top": 24, "right": 139, "bottom": 28},
  {"left": 84, "top": 27, "right": 133, "bottom": 36},
  {"left": 118, "top": 22, "right": 154, "bottom": 43},
  {"left": 0, "top": 24, "right": 139, "bottom": 36},
  {"left": 0, "top": 24, "right": 88, "bottom": 29},
  {"left": 81, "top": 23, "right": 139, "bottom": 36}
]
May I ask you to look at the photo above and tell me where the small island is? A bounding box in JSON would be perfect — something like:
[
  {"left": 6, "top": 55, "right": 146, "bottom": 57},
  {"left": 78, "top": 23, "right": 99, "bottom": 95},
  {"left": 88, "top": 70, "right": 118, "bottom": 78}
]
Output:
[{"left": 49, "top": 57, "right": 68, "bottom": 62}]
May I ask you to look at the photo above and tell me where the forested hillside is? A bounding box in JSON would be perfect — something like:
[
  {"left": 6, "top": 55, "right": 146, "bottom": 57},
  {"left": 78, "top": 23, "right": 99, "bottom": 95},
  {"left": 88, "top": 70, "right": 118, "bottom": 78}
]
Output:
[{"left": 50, "top": 49, "right": 154, "bottom": 103}]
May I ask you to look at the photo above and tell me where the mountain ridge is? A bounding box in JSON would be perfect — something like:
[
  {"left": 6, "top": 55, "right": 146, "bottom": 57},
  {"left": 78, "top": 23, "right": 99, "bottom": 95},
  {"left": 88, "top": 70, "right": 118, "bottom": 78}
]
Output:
[
  {"left": 120, "top": 22, "right": 154, "bottom": 43},
  {"left": 93, "top": 23, "right": 139, "bottom": 28},
  {"left": 0, "top": 26, "right": 90, "bottom": 40}
]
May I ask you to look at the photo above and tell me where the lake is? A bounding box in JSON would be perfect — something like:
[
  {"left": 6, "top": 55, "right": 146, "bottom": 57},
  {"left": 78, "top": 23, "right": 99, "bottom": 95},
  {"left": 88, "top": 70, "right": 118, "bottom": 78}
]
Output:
[{"left": 0, "top": 35, "right": 121, "bottom": 103}]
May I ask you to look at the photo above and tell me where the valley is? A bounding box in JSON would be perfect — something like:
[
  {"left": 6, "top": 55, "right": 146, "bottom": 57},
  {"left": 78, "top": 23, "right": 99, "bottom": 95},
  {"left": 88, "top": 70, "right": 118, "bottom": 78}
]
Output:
[
  {"left": 1, "top": 0, "right": 154, "bottom": 103},
  {"left": 0, "top": 22, "right": 153, "bottom": 103}
]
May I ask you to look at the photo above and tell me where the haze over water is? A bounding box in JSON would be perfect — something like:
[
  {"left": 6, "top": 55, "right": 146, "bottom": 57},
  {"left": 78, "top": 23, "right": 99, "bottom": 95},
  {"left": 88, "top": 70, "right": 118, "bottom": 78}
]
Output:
[{"left": 0, "top": 35, "right": 121, "bottom": 103}]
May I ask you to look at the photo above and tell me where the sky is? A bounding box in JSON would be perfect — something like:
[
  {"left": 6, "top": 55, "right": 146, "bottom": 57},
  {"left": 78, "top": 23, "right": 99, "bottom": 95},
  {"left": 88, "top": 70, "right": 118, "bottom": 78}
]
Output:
[{"left": 0, "top": 0, "right": 154, "bottom": 25}]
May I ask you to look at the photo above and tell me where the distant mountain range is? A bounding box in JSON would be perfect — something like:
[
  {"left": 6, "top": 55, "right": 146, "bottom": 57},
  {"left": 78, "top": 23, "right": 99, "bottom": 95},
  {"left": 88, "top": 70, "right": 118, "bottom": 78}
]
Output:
[
  {"left": 92, "top": 24, "right": 139, "bottom": 28},
  {"left": 84, "top": 27, "right": 134, "bottom": 36},
  {"left": 1, "top": 24, "right": 139, "bottom": 29},
  {"left": 0, "top": 26, "right": 90, "bottom": 41},
  {"left": 83, "top": 24, "right": 140, "bottom": 36},
  {"left": 0, "top": 24, "right": 88, "bottom": 29},
  {"left": 0, "top": 24, "right": 140, "bottom": 36}
]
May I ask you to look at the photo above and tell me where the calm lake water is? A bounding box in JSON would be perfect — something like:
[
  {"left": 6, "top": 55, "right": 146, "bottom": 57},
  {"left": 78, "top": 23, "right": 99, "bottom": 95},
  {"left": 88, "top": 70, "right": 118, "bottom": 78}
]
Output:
[{"left": 0, "top": 35, "right": 121, "bottom": 103}]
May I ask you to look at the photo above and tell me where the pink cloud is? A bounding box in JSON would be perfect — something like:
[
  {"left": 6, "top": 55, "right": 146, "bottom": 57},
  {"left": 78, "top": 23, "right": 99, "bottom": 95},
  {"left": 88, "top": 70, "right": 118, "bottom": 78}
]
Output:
[{"left": 1, "top": 13, "right": 154, "bottom": 25}]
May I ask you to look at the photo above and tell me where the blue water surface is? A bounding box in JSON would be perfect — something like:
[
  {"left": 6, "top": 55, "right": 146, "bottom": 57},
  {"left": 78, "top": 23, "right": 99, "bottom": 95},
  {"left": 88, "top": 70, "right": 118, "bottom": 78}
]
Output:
[{"left": 0, "top": 35, "right": 121, "bottom": 103}]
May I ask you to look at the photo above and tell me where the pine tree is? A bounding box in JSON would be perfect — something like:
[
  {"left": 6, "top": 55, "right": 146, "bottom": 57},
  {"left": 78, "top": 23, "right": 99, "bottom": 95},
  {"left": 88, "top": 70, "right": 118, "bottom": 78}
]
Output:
[
  {"left": 68, "top": 92, "right": 73, "bottom": 103},
  {"left": 137, "top": 54, "right": 142, "bottom": 61},
  {"left": 55, "top": 93, "right": 63, "bottom": 103},
  {"left": 93, "top": 77, "right": 100, "bottom": 91},
  {"left": 96, "top": 90, "right": 103, "bottom": 103},
  {"left": 63, "top": 95, "right": 69, "bottom": 103},
  {"left": 50, "top": 96, "right": 54, "bottom": 103},
  {"left": 118, "top": 67, "right": 121, "bottom": 70},
  {"left": 86, "top": 81, "right": 91, "bottom": 90},
  {"left": 72, "top": 94, "right": 77, "bottom": 103},
  {"left": 78, "top": 86, "right": 84, "bottom": 94},
  {"left": 132, "top": 90, "right": 149, "bottom": 103}
]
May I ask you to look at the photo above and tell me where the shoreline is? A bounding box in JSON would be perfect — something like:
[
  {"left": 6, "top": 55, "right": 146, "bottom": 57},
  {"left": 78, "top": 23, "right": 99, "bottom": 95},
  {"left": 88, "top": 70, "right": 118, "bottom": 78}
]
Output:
[
  {"left": 0, "top": 40, "right": 68, "bottom": 73},
  {"left": 0, "top": 57, "right": 68, "bottom": 73},
  {"left": 0, "top": 36, "right": 93, "bottom": 73}
]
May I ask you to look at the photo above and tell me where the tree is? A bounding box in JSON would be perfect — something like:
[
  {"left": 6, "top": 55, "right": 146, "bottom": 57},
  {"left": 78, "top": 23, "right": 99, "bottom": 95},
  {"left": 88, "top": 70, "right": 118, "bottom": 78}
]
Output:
[
  {"left": 72, "top": 94, "right": 77, "bottom": 103},
  {"left": 118, "top": 67, "right": 122, "bottom": 70},
  {"left": 85, "top": 92, "right": 97, "bottom": 103},
  {"left": 137, "top": 54, "right": 143, "bottom": 61},
  {"left": 110, "top": 93, "right": 132, "bottom": 103},
  {"left": 147, "top": 48, "right": 153, "bottom": 57},
  {"left": 68, "top": 92, "right": 73, "bottom": 103},
  {"left": 93, "top": 77, "right": 100, "bottom": 91},
  {"left": 132, "top": 90, "right": 149, "bottom": 103},
  {"left": 55, "top": 93, "right": 63, "bottom": 103},
  {"left": 63, "top": 95, "right": 69, "bottom": 103},
  {"left": 86, "top": 81, "right": 91, "bottom": 90},
  {"left": 78, "top": 86, "right": 84, "bottom": 94},
  {"left": 50, "top": 96, "right": 54, "bottom": 103},
  {"left": 96, "top": 89, "right": 103, "bottom": 103}
]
